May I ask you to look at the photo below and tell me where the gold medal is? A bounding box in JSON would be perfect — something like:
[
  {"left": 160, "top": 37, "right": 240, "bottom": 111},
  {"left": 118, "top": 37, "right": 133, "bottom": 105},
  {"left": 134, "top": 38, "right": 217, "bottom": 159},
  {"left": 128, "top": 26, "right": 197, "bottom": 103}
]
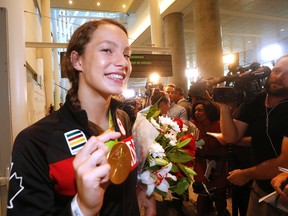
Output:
[{"left": 108, "top": 142, "right": 131, "bottom": 185}]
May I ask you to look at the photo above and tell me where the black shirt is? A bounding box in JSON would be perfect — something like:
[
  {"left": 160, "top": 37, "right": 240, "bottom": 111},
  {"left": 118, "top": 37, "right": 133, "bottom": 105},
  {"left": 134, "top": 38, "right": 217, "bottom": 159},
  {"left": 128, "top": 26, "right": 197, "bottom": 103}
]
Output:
[{"left": 235, "top": 92, "right": 288, "bottom": 193}]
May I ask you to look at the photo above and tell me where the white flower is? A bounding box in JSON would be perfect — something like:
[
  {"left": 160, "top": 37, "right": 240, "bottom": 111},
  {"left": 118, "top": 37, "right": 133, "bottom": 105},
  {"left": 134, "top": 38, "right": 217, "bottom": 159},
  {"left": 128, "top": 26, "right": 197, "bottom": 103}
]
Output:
[
  {"left": 164, "top": 132, "right": 178, "bottom": 146},
  {"left": 139, "top": 163, "right": 177, "bottom": 196},
  {"left": 150, "top": 117, "right": 161, "bottom": 130},
  {"left": 148, "top": 141, "right": 166, "bottom": 166},
  {"left": 149, "top": 141, "right": 165, "bottom": 158},
  {"left": 182, "top": 124, "right": 188, "bottom": 132},
  {"left": 158, "top": 116, "right": 181, "bottom": 133}
]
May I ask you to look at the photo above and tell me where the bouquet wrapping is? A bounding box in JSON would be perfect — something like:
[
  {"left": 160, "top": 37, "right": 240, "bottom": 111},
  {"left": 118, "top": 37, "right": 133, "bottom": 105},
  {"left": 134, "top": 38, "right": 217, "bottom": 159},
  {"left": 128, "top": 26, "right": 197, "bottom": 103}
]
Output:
[{"left": 133, "top": 104, "right": 204, "bottom": 199}]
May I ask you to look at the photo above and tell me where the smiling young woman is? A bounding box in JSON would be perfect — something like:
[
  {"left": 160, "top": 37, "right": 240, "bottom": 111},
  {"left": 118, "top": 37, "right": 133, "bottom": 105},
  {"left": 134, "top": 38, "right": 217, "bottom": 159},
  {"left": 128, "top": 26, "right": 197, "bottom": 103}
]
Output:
[{"left": 7, "top": 19, "right": 156, "bottom": 216}]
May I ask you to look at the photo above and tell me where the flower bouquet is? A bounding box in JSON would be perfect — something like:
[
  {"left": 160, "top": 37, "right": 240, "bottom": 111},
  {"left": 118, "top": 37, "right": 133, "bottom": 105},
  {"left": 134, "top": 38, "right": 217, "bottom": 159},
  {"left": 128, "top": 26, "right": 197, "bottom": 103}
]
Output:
[{"left": 132, "top": 103, "right": 204, "bottom": 200}]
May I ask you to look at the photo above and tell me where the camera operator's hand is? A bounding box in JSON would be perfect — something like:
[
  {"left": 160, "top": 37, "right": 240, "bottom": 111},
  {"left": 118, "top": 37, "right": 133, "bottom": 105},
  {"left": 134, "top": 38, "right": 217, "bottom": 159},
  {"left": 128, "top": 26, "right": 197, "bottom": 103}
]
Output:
[
  {"left": 228, "top": 169, "right": 251, "bottom": 186},
  {"left": 73, "top": 131, "right": 121, "bottom": 216},
  {"left": 271, "top": 173, "right": 288, "bottom": 200}
]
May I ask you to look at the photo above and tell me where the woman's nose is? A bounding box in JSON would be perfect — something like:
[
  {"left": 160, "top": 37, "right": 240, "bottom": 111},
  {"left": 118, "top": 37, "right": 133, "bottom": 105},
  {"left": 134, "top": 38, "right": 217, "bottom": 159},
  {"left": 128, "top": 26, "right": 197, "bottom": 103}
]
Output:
[{"left": 114, "top": 53, "right": 129, "bottom": 68}]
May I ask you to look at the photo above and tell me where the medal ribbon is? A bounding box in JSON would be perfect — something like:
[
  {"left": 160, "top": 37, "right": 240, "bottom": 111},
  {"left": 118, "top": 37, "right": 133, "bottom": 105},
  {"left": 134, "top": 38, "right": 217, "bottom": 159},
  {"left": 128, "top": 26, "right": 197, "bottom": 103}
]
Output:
[{"left": 105, "top": 110, "right": 118, "bottom": 150}]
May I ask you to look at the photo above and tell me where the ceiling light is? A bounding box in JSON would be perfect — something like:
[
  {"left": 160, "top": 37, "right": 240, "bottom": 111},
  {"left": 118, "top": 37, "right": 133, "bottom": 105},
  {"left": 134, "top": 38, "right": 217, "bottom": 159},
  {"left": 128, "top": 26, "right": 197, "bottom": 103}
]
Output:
[
  {"left": 260, "top": 43, "right": 283, "bottom": 62},
  {"left": 122, "top": 89, "right": 135, "bottom": 99},
  {"left": 280, "top": 28, "right": 284, "bottom": 31},
  {"left": 96, "top": 2, "right": 100, "bottom": 6},
  {"left": 223, "top": 53, "right": 235, "bottom": 64},
  {"left": 122, "top": 4, "right": 126, "bottom": 9},
  {"left": 69, "top": 0, "right": 73, "bottom": 4},
  {"left": 149, "top": 73, "right": 160, "bottom": 84}
]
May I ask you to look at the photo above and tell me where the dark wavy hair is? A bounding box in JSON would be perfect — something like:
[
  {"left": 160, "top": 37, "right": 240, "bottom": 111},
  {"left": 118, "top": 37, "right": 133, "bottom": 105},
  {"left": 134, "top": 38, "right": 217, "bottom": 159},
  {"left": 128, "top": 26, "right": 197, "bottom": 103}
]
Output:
[
  {"left": 61, "top": 18, "right": 128, "bottom": 111},
  {"left": 150, "top": 89, "right": 169, "bottom": 105},
  {"left": 191, "top": 99, "right": 220, "bottom": 122}
]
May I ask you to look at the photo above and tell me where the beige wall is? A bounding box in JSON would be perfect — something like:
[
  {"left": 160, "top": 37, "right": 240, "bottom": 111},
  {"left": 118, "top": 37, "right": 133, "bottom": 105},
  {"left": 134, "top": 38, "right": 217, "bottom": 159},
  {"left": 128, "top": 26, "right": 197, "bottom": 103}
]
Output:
[{"left": 24, "top": 0, "right": 46, "bottom": 124}]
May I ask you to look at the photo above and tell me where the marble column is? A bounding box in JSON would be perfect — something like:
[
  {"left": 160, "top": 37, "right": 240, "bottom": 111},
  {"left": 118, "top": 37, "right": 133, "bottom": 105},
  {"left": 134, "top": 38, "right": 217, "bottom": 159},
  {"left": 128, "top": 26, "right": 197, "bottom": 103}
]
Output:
[
  {"left": 163, "top": 12, "right": 187, "bottom": 92},
  {"left": 52, "top": 10, "right": 60, "bottom": 109},
  {"left": 0, "top": 0, "right": 28, "bottom": 141},
  {"left": 194, "top": 0, "right": 224, "bottom": 79},
  {"left": 42, "top": 0, "right": 54, "bottom": 112},
  {"left": 149, "top": 0, "right": 162, "bottom": 48}
]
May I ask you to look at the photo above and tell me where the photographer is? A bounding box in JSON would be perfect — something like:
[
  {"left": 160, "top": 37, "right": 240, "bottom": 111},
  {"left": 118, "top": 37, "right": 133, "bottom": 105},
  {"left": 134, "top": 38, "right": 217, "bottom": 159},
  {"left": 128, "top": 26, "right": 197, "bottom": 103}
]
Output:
[{"left": 218, "top": 54, "right": 288, "bottom": 216}]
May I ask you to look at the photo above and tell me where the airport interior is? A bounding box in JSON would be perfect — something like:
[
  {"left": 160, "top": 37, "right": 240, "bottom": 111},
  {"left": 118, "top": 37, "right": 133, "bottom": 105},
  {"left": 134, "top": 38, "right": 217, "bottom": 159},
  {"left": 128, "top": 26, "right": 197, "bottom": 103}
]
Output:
[{"left": 1, "top": 0, "right": 288, "bottom": 215}]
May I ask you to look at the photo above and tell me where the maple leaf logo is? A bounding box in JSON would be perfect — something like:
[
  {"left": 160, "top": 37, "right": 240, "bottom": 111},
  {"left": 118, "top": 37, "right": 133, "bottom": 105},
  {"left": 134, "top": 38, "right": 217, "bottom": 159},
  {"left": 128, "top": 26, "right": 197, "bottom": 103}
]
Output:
[{"left": 7, "top": 163, "right": 24, "bottom": 209}]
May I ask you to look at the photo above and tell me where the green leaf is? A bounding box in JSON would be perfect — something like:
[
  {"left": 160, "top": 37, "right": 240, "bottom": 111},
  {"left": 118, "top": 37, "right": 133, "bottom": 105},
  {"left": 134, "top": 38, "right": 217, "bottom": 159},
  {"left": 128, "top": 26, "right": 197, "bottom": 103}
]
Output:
[
  {"left": 184, "top": 166, "right": 197, "bottom": 175},
  {"left": 170, "top": 178, "right": 190, "bottom": 195},
  {"left": 146, "top": 103, "right": 160, "bottom": 120},
  {"left": 170, "top": 163, "right": 179, "bottom": 173},
  {"left": 177, "top": 163, "right": 192, "bottom": 182},
  {"left": 154, "top": 187, "right": 167, "bottom": 198},
  {"left": 154, "top": 158, "right": 169, "bottom": 166},
  {"left": 176, "top": 138, "right": 191, "bottom": 149},
  {"left": 166, "top": 151, "right": 193, "bottom": 163}
]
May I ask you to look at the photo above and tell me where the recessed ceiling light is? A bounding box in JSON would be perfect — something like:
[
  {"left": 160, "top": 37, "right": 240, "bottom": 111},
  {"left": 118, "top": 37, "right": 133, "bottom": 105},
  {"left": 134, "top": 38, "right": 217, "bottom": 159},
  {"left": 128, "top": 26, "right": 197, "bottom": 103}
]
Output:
[
  {"left": 280, "top": 28, "right": 285, "bottom": 31},
  {"left": 69, "top": 0, "right": 73, "bottom": 4},
  {"left": 97, "top": 2, "right": 100, "bottom": 6},
  {"left": 122, "top": 4, "right": 126, "bottom": 9},
  {"left": 247, "top": 40, "right": 251, "bottom": 43}
]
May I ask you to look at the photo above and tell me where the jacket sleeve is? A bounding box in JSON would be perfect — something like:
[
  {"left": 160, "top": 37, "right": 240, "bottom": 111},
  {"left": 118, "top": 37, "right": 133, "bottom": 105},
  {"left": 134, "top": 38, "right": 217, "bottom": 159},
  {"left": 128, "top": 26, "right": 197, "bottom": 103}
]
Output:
[{"left": 6, "top": 130, "right": 72, "bottom": 216}]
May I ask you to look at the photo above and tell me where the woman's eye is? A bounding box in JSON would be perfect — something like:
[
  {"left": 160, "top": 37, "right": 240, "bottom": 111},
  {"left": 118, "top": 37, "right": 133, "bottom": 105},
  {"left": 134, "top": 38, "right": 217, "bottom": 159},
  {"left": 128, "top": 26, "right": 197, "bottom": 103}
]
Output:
[
  {"left": 124, "top": 54, "right": 130, "bottom": 59},
  {"left": 102, "top": 49, "right": 112, "bottom": 53}
]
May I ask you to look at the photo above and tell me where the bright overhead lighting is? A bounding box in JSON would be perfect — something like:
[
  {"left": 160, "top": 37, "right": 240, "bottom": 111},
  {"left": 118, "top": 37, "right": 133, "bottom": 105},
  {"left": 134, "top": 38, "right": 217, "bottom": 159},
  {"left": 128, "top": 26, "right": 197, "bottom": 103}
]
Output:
[
  {"left": 122, "top": 4, "right": 126, "bottom": 9},
  {"left": 96, "top": 2, "right": 100, "bottom": 6},
  {"left": 261, "top": 43, "right": 283, "bottom": 62},
  {"left": 223, "top": 53, "right": 236, "bottom": 64},
  {"left": 149, "top": 73, "right": 160, "bottom": 84},
  {"left": 122, "top": 89, "right": 135, "bottom": 99},
  {"left": 160, "top": 0, "right": 175, "bottom": 13},
  {"left": 69, "top": 0, "right": 73, "bottom": 5}
]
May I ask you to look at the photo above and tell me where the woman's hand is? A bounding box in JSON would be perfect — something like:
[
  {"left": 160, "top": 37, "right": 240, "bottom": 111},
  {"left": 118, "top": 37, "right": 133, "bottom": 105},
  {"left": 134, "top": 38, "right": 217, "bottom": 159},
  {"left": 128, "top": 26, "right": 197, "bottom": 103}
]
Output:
[{"left": 73, "top": 131, "right": 121, "bottom": 216}]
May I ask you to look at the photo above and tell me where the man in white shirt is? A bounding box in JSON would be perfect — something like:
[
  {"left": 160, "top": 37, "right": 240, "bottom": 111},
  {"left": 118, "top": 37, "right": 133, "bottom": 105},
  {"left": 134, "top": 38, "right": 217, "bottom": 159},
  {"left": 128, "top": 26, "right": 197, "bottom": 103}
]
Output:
[{"left": 164, "top": 83, "right": 188, "bottom": 121}]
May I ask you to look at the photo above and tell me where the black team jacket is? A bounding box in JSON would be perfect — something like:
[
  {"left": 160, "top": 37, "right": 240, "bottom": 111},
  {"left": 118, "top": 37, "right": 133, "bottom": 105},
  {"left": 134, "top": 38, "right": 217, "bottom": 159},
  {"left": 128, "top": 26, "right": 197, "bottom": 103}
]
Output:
[{"left": 7, "top": 96, "right": 140, "bottom": 216}]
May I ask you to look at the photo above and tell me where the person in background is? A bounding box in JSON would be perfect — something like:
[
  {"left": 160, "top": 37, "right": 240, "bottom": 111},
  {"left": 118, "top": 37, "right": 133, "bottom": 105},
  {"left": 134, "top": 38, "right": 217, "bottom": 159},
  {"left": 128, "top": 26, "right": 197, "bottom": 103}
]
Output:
[
  {"left": 150, "top": 89, "right": 170, "bottom": 116},
  {"left": 191, "top": 99, "right": 230, "bottom": 216},
  {"left": 150, "top": 88, "right": 187, "bottom": 216},
  {"left": 49, "top": 103, "right": 54, "bottom": 114},
  {"left": 164, "top": 83, "right": 188, "bottom": 121},
  {"left": 7, "top": 18, "right": 155, "bottom": 216},
  {"left": 218, "top": 54, "right": 288, "bottom": 216},
  {"left": 174, "top": 87, "right": 192, "bottom": 120},
  {"left": 119, "top": 98, "right": 137, "bottom": 127}
]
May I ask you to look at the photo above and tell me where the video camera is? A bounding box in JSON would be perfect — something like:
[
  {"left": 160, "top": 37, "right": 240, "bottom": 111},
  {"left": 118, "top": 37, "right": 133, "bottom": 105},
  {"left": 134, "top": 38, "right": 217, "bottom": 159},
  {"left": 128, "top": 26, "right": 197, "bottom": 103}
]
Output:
[
  {"left": 188, "top": 63, "right": 271, "bottom": 104},
  {"left": 144, "top": 80, "right": 164, "bottom": 98}
]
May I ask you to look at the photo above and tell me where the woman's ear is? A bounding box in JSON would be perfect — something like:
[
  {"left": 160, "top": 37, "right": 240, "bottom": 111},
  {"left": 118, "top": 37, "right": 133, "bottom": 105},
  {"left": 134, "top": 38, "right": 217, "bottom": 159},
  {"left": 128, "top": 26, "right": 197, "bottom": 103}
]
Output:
[{"left": 70, "top": 51, "right": 83, "bottom": 71}]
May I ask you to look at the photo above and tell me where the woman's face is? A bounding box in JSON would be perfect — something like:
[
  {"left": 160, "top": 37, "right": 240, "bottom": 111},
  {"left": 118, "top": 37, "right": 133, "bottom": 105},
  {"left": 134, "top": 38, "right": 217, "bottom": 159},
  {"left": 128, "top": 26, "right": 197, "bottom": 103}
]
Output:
[
  {"left": 194, "top": 104, "right": 207, "bottom": 122},
  {"left": 75, "top": 24, "right": 132, "bottom": 98},
  {"left": 158, "top": 101, "right": 170, "bottom": 116}
]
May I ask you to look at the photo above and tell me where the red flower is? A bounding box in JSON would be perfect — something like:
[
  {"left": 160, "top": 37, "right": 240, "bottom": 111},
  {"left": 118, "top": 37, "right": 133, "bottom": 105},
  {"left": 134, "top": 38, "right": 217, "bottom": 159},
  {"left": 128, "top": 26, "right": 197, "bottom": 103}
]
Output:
[
  {"left": 176, "top": 171, "right": 184, "bottom": 178},
  {"left": 181, "top": 133, "right": 197, "bottom": 157},
  {"left": 173, "top": 118, "right": 183, "bottom": 130}
]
